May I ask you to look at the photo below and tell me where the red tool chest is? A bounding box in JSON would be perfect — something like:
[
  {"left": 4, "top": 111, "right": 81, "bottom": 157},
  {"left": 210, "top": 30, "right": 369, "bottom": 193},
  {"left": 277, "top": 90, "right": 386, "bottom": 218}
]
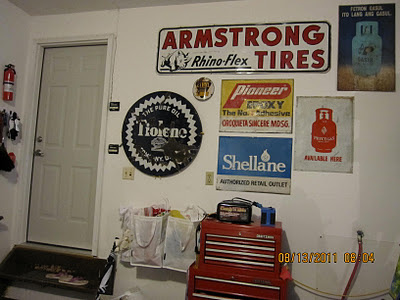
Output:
[
  {"left": 187, "top": 217, "right": 287, "bottom": 300},
  {"left": 199, "top": 217, "right": 282, "bottom": 277},
  {"left": 187, "top": 263, "right": 287, "bottom": 300}
]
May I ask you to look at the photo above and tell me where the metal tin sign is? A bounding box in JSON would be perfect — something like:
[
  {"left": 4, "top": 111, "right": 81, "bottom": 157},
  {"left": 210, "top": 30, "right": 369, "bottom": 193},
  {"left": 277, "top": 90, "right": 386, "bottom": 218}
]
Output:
[
  {"left": 338, "top": 3, "right": 395, "bottom": 91},
  {"left": 122, "top": 91, "right": 203, "bottom": 177},
  {"left": 217, "top": 136, "right": 292, "bottom": 194},
  {"left": 220, "top": 79, "right": 293, "bottom": 133},
  {"left": 108, "top": 144, "right": 120, "bottom": 154},
  {"left": 157, "top": 22, "right": 330, "bottom": 73},
  {"left": 294, "top": 96, "right": 354, "bottom": 173},
  {"left": 193, "top": 77, "right": 215, "bottom": 101},
  {"left": 109, "top": 102, "right": 120, "bottom": 111}
]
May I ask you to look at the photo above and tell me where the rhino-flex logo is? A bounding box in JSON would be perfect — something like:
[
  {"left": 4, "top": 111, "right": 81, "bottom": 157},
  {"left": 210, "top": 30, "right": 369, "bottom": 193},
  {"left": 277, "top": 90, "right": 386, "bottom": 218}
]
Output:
[
  {"left": 222, "top": 149, "right": 286, "bottom": 173},
  {"left": 161, "top": 50, "right": 191, "bottom": 71},
  {"left": 224, "top": 83, "right": 291, "bottom": 109},
  {"left": 122, "top": 91, "right": 203, "bottom": 177}
]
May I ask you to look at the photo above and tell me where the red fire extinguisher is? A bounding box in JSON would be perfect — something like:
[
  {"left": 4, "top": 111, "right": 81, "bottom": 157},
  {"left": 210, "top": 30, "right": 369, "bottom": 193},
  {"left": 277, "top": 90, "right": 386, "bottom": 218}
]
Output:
[
  {"left": 3, "top": 64, "right": 16, "bottom": 101},
  {"left": 311, "top": 108, "right": 337, "bottom": 153}
]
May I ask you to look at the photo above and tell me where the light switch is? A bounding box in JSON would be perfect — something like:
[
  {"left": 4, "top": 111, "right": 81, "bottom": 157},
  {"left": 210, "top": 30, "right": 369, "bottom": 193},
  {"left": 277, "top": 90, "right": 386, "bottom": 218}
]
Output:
[{"left": 205, "top": 172, "right": 214, "bottom": 185}]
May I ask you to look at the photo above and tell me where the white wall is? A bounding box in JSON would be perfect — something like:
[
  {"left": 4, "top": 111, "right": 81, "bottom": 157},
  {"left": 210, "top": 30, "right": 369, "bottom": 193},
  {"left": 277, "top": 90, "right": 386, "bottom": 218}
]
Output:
[
  {"left": 2, "top": 0, "right": 399, "bottom": 299},
  {"left": 0, "top": 0, "right": 30, "bottom": 260}
]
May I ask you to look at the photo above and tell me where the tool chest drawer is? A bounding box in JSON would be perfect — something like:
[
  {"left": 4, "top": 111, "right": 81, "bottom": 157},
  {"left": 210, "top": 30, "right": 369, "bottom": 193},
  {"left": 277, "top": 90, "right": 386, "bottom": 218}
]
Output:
[
  {"left": 187, "top": 264, "right": 287, "bottom": 300},
  {"left": 199, "top": 218, "right": 282, "bottom": 277}
]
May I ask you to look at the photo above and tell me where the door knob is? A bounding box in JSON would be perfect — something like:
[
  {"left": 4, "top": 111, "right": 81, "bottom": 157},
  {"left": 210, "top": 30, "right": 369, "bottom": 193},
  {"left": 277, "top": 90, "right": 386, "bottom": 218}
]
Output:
[{"left": 34, "top": 149, "right": 44, "bottom": 157}]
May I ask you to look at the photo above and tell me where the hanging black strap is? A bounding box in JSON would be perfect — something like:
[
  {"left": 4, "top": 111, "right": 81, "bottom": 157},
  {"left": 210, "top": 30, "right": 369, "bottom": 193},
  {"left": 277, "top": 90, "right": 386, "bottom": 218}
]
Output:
[{"left": 0, "top": 112, "right": 4, "bottom": 142}]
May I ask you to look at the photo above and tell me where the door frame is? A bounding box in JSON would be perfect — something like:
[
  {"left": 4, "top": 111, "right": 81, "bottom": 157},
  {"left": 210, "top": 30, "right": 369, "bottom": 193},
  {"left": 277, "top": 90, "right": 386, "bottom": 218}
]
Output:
[{"left": 16, "top": 34, "right": 115, "bottom": 256}]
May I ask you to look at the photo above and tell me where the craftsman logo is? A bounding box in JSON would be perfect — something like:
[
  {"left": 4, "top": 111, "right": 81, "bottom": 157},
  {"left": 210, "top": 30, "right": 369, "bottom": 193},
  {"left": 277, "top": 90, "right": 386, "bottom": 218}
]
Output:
[
  {"left": 122, "top": 91, "right": 203, "bottom": 177},
  {"left": 224, "top": 83, "right": 291, "bottom": 109},
  {"left": 256, "top": 234, "right": 274, "bottom": 239}
]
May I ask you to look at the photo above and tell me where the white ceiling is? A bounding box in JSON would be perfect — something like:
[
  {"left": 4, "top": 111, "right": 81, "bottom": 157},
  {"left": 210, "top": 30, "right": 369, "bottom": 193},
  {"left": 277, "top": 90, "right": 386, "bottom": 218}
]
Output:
[{"left": 8, "top": 0, "right": 237, "bottom": 16}]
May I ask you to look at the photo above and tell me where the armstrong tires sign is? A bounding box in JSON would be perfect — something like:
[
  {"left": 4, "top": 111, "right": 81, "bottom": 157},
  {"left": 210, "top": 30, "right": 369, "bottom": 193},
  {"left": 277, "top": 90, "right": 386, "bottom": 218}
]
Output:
[
  {"left": 122, "top": 91, "right": 203, "bottom": 177},
  {"left": 157, "top": 22, "right": 330, "bottom": 73}
]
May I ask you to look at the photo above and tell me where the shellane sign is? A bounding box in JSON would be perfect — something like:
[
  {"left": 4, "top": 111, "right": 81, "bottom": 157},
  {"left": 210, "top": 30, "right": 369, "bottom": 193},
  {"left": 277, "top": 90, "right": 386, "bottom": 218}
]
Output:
[
  {"left": 157, "top": 22, "right": 330, "bottom": 73},
  {"left": 122, "top": 91, "right": 203, "bottom": 177},
  {"left": 220, "top": 79, "right": 293, "bottom": 133},
  {"left": 217, "top": 136, "right": 292, "bottom": 194}
]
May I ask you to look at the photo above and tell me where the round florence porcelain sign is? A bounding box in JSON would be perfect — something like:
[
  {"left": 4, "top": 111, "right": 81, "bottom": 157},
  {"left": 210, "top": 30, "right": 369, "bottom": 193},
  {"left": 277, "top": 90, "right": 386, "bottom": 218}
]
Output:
[{"left": 122, "top": 91, "right": 203, "bottom": 177}]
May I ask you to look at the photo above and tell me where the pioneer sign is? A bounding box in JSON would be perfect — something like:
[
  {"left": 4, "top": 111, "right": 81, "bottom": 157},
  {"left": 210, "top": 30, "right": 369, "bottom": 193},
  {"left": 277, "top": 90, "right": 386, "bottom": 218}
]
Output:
[
  {"left": 157, "top": 22, "right": 330, "bottom": 73},
  {"left": 122, "top": 91, "right": 203, "bottom": 177},
  {"left": 220, "top": 79, "right": 293, "bottom": 133}
]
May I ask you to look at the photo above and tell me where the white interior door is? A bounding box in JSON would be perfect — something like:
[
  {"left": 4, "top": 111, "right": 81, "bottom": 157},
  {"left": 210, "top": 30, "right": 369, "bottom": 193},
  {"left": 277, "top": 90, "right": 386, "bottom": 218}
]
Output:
[{"left": 28, "top": 45, "right": 107, "bottom": 250}]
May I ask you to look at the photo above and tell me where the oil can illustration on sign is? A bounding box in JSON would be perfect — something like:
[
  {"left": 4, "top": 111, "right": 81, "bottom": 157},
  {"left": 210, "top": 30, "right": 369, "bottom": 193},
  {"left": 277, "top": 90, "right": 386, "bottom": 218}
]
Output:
[
  {"left": 338, "top": 4, "right": 395, "bottom": 91},
  {"left": 220, "top": 79, "right": 293, "bottom": 133},
  {"left": 122, "top": 91, "right": 203, "bottom": 177},
  {"left": 294, "top": 97, "right": 353, "bottom": 173},
  {"left": 217, "top": 136, "right": 292, "bottom": 194}
]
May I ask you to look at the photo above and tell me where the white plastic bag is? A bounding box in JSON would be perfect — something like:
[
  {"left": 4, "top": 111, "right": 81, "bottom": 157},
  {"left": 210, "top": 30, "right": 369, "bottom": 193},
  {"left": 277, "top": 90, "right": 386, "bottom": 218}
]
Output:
[
  {"left": 163, "top": 206, "right": 205, "bottom": 272},
  {"left": 130, "top": 213, "right": 169, "bottom": 268},
  {"left": 119, "top": 200, "right": 170, "bottom": 264}
]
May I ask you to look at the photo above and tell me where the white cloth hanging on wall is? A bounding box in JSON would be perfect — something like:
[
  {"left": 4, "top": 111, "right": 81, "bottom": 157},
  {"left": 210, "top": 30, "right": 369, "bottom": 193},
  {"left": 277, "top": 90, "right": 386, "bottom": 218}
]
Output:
[
  {"left": 163, "top": 216, "right": 199, "bottom": 272},
  {"left": 118, "top": 204, "right": 206, "bottom": 272},
  {"left": 130, "top": 213, "right": 169, "bottom": 268}
]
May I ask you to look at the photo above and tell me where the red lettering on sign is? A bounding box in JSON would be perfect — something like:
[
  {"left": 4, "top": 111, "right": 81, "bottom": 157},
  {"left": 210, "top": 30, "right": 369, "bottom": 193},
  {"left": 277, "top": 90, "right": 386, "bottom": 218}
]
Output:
[
  {"left": 285, "top": 26, "right": 300, "bottom": 45},
  {"left": 249, "top": 120, "right": 270, "bottom": 127},
  {"left": 162, "top": 31, "right": 177, "bottom": 49},
  {"left": 162, "top": 23, "right": 327, "bottom": 50},
  {"left": 255, "top": 51, "right": 268, "bottom": 68},
  {"left": 330, "top": 156, "right": 342, "bottom": 162},
  {"left": 223, "top": 83, "right": 291, "bottom": 109},
  {"left": 255, "top": 50, "right": 325, "bottom": 70},
  {"left": 280, "top": 51, "right": 294, "bottom": 69},
  {"left": 222, "top": 119, "right": 249, "bottom": 127},
  {"left": 262, "top": 27, "right": 282, "bottom": 46},
  {"left": 229, "top": 28, "right": 243, "bottom": 46},
  {"left": 194, "top": 29, "right": 213, "bottom": 48},
  {"left": 180, "top": 30, "right": 192, "bottom": 49},
  {"left": 245, "top": 27, "right": 259, "bottom": 46},
  {"left": 312, "top": 49, "right": 325, "bottom": 68},
  {"left": 303, "top": 25, "right": 324, "bottom": 45},
  {"left": 297, "top": 50, "right": 309, "bottom": 69},
  {"left": 270, "top": 51, "right": 276, "bottom": 69},
  {"left": 215, "top": 28, "right": 228, "bottom": 47}
]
